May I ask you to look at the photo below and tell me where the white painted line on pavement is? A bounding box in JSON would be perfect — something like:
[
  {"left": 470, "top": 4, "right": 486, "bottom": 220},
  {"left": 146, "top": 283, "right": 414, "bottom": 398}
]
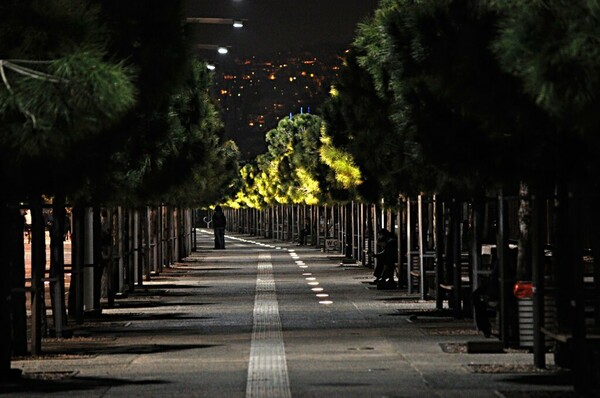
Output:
[{"left": 246, "top": 253, "right": 292, "bottom": 398}]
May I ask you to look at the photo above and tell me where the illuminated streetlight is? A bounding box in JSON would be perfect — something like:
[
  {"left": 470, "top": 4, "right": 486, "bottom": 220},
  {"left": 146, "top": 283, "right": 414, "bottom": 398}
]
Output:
[
  {"left": 196, "top": 44, "right": 231, "bottom": 55},
  {"left": 186, "top": 17, "right": 246, "bottom": 28}
]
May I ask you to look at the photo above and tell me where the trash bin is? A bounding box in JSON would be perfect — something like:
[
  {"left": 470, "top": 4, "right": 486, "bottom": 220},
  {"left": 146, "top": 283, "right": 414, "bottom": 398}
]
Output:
[{"left": 517, "top": 296, "right": 556, "bottom": 349}]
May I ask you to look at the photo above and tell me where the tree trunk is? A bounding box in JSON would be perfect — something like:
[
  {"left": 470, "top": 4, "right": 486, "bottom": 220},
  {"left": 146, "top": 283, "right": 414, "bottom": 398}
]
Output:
[
  {"left": 69, "top": 206, "right": 85, "bottom": 324},
  {"left": 30, "top": 197, "right": 46, "bottom": 355},
  {"left": 434, "top": 196, "right": 445, "bottom": 309},
  {"left": 517, "top": 181, "right": 532, "bottom": 281},
  {"left": 49, "top": 196, "right": 68, "bottom": 337},
  {"left": 93, "top": 207, "right": 103, "bottom": 311},
  {"left": 345, "top": 204, "right": 353, "bottom": 258},
  {"left": 9, "top": 206, "right": 27, "bottom": 356},
  {"left": 0, "top": 204, "right": 25, "bottom": 379},
  {"left": 552, "top": 182, "right": 572, "bottom": 335}
]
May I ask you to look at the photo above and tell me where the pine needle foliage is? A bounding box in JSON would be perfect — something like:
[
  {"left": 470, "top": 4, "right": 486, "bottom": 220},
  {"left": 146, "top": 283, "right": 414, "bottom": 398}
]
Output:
[
  {"left": 494, "top": 0, "right": 600, "bottom": 183},
  {"left": 0, "top": 0, "right": 136, "bottom": 199}
]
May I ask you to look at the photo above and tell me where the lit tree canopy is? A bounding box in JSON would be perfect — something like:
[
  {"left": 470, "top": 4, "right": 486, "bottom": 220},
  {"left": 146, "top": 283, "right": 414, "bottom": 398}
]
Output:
[{"left": 228, "top": 113, "right": 363, "bottom": 208}]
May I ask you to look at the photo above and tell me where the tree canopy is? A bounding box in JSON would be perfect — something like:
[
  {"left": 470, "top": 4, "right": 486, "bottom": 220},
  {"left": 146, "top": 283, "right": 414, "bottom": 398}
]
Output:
[
  {"left": 0, "top": 0, "right": 136, "bottom": 200},
  {"left": 227, "top": 113, "right": 362, "bottom": 208},
  {"left": 0, "top": 0, "right": 240, "bottom": 208}
]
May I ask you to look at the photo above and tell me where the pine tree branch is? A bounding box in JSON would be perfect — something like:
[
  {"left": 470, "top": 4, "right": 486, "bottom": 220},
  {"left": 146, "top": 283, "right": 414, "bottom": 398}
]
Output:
[{"left": 0, "top": 60, "right": 66, "bottom": 83}]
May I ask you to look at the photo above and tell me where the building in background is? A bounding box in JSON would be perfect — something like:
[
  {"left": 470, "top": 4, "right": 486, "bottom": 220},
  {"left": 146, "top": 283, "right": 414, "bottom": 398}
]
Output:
[{"left": 212, "top": 48, "right": 343, "bottom": 159}]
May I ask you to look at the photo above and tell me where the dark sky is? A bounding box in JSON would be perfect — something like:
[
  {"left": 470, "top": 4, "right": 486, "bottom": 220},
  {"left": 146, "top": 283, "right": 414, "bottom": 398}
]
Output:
[{"left": 185, "top": 0, "right": 380, "bottom": 60}]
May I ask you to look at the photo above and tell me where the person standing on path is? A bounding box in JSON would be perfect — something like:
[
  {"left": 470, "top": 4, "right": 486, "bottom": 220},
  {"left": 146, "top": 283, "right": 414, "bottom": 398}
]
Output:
[
  {"left": 212, "top": 205, "right": 226, "bottom": 249},
  {"left": 372, "top": 228, "right": 398, "bottom": 289}
]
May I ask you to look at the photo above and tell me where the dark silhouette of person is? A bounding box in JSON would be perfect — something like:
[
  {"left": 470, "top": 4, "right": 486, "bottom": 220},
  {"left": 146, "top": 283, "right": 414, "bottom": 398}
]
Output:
[
  {"left": 298, "top": 217, "right": 310, "bottom": 245},
  {"left": 472, "top": 255, "right": 499, "bottom": 338},
  {"left": 372, "top": 228, "right": 398, "bottom": 289},
  {"left": 212, "top": 205, "right": 226, "bottom": 249},
  {"left": 371, "top": 231, "right": 387, "bottom": 283}
]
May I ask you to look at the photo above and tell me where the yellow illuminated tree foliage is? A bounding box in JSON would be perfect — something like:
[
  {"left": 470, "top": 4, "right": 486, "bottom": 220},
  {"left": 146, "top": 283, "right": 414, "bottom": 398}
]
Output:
[{"left": 227, "top": 113, "right": 363, "bottom": 208}]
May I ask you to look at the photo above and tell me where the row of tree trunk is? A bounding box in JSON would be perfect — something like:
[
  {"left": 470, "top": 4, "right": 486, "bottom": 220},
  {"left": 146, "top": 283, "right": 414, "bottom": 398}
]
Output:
[
  {"left": 223, "top": 190, "right": 600, "bottom": 393},
  {"left": 1, "top": 201, "right": 194, "bottom": 380}
]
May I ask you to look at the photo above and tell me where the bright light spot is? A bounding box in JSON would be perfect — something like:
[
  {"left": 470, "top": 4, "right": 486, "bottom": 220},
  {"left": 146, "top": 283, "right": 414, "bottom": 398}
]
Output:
[
  {"left": 305, "top": 277, "right": 316, "bottom": 281},
  {"left": 233, "top": 20, "right": 244, "bottom": 28},
  {"left": 218, "top": 47, "right": 228, "bottom": 54},
  {"left": 316, "top": 294, "right": 329, "bottom": 298},
  {"left": 206, "top": 64, "right": 216, "bottom": 70},
  {"left": 307, "top": 282, "right": 319, "bottom": 286},
  {"left": 319, "top": 301, "right": 333, "bottom": 305},
  {"left": 299, "top": 265, "right": 308, "bottom": 269},
  {"left": 302, "top": 273, "right": 312, "bottom": 276},
  {"left": 311, "top": 287, "right": 324, "bottom": 292}
]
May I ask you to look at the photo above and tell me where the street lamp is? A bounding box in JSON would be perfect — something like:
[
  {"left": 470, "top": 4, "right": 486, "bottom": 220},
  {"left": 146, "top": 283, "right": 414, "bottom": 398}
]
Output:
[
  {"left": 196, "top": 44, "right": 230, "bottom": 54},
  {"left": 186, "top": 17, "right": 246, "bottom": 28}
]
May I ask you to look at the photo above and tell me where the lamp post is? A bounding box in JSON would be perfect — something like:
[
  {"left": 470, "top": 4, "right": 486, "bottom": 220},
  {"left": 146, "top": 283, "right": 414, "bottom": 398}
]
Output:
[
  {"left": 186, "top": 15, "right": 246, "bottom": 67},
  {"left": 186, "top": 17, "right": 245, "bottom": 28},
  {"left": 196, "top": 44, "right": 230, "bottom": 54}
]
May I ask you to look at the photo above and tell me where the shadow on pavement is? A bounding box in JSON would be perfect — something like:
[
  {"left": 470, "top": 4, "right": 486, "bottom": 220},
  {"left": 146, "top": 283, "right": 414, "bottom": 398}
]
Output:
[
  {"left": 501, "top": 371, "right": 574, "bottom": 386},
  {"left": 28, "top": 342, "right": 222, "bottom": 357},
  {"left": 110, "top": 301, "right": 216, "bottom": 309},
  {"left": 84, "top": 312, "right": 213, "bottom": 322},
  {"left": 2, "top": 375, "right": 170, "bottom": 394}
]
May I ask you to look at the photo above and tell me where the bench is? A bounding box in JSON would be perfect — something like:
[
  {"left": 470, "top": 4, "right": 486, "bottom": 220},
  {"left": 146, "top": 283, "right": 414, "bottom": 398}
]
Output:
[{"left": 540, "top": 327, "right": 600, "bottom": 344}]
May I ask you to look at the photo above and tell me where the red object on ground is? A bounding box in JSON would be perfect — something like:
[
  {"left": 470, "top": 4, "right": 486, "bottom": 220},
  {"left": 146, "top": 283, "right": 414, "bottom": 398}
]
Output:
[{"left": 513, "top": 281, "right": 534, "bottom": 299}]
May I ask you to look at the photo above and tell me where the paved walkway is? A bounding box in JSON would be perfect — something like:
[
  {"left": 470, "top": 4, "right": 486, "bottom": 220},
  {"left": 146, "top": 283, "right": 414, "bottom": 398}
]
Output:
[{"left": 2, "top": 230, "right": 575, "bottom": 397}]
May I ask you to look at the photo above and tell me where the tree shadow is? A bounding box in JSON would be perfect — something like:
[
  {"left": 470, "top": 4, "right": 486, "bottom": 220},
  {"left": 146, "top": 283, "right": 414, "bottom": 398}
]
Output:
[
  {"left": 110, "top": 301, "right": 216, "bottom": 309},
  {"left": 500, "top": 370, "right": 574, "bottom": 386},
  {"left": 2, "top": 374, "right": 171, "bottom": 394},
  {"left": 32, "top": 342, "right": 222, "bottom": 357},
  {"left": 84, "top": 312, "right": 213, "bottom": 322}
]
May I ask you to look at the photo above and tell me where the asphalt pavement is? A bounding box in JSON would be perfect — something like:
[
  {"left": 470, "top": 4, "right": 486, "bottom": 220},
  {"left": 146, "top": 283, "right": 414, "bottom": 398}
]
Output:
[{"left": 1, "top": 229, "right": 576, "bottom": 397}]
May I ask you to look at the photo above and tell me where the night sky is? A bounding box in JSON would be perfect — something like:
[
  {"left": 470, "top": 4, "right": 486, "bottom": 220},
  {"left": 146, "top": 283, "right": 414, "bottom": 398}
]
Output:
[{"left": 185, "top": 0, "right": 380, "bottom": 61}]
